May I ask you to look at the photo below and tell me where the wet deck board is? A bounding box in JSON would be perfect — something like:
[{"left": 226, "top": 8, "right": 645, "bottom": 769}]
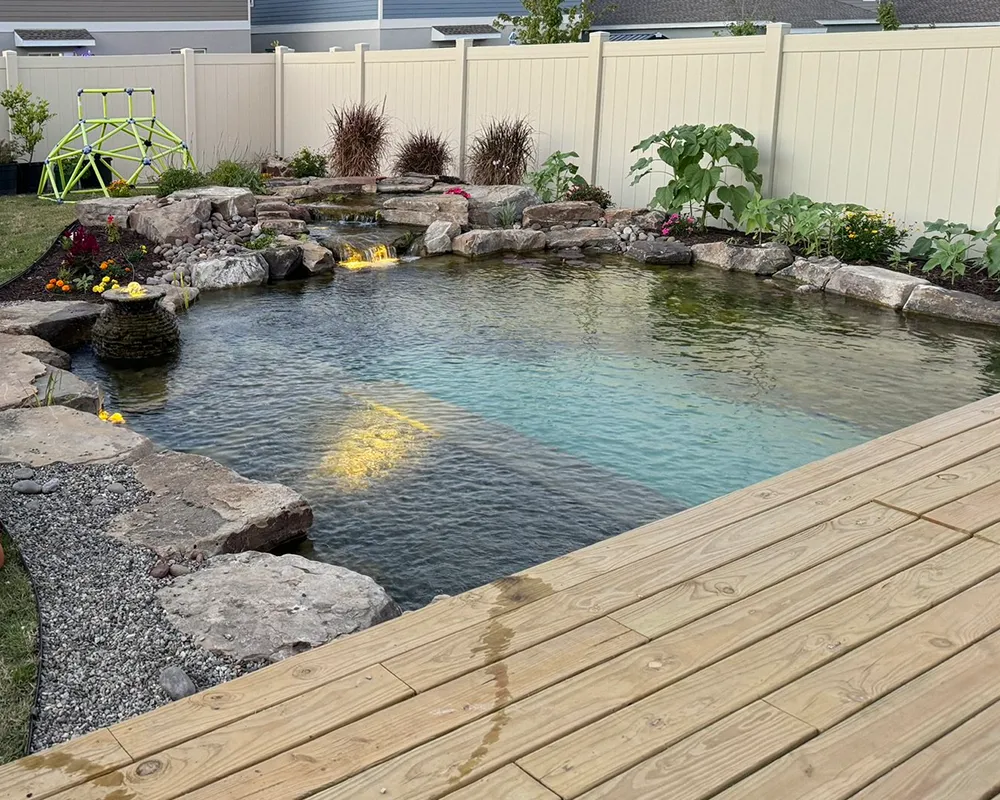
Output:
[{"left": 8, "top": 394, "right": 1000, "bottom": 800}]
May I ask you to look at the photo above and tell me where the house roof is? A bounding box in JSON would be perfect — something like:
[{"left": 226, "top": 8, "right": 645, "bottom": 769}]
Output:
[
  {"left": 432, "top": 25, "right": 500, "bottom": 36},
  {"left": 608, "top": 31, "right": 670, "bottom": 40},
  {"left": 14, "top": 28, "right": 94, "bottom": 42},
  {"left": 594, "top": 0, "right": 876, "bottom": 28},
  {"left": 894, "top": 0, "right": 1000, "bottom": 24}
]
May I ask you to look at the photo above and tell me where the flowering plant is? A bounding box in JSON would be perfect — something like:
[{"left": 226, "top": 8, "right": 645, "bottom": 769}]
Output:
[
  {"left": 107, "top": 179, "right": 133, "bottom": 198},
  {"left": 106, "top": 215, "right": 121, "bottom": 244},
  {"left": 45, "top": 278, "right": 72, "bottom": 294},
  {"left": 98, "top": 408, "right": 126, "bottom": 425},
  {"left": 92, "top": 276, "right": 120, "bottom": 294},
  {"left": 444, "top": 187, "right": 471, "bottom": 200},
  {"left": 833, "top": 209, "right": 906, "bottom": 264},
  {"left": 662, "top": 213, "right": 697, "bottom": 239},
  {"left": 61, "top": 227, "right": 100, "bottom": 271}
]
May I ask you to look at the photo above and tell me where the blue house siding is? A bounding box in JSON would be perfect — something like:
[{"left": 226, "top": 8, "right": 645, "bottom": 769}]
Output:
[
  {"left": 252, "top": 0, "right": 377, "bottom": 26},
  {"left": 382, "top": 1, "right": 528, "bottom": 18}
]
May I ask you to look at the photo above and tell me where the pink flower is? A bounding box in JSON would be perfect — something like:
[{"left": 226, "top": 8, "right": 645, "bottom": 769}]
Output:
[{"left": 445, "top": 187, "right": 471, "bottom": 199}]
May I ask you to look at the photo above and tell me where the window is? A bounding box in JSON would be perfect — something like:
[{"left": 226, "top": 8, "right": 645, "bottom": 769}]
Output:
[
  {"left": 169, "top": 48, "right": 208, "bottom": 54},
  {"left": 26, "top": 51, "right": 63, "bottom": 57}
]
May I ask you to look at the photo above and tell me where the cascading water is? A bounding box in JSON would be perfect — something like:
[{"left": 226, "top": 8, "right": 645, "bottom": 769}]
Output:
[{"left": 338, "top": 242, "right": 400, "bottom": 269}]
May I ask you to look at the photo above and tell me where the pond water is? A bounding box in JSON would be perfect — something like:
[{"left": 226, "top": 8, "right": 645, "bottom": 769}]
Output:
[{"left": 73, "top": 256, "right": 1000, "bottom": 608}]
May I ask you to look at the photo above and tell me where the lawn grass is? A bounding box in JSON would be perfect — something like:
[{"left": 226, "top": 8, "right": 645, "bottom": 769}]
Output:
[
  {"left": 0, "top": 528, "right": 39, "bottom": 764},
  {"left": 0, "top": 196, "right": 78, "bottom": 285}
]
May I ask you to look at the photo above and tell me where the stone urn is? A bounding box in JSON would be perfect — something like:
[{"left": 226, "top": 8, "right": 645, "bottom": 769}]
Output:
[{"left": 92, "top": 286, "right": 180, "bottom": 363}]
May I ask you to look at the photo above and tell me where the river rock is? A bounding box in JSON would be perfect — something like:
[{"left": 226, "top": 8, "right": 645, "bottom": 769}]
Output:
[
  {"left": 903, "top": 284, "right": 1000, "bottom": 327},
  {"left": 260, "top": 243, "right": 305, "bottom": 281},
  {"left": 172, "top": 186, "right": 256, "bottom": 219},
  {"left": 424, "top": 220, "right": 460, "bottom": 255},
  {"left": 156, "top": 284, "right": 201, "bottom": 314},
  {"left": 773, "top": 256, "right": 843, "bottom": 289},
  {"left": 0, "top": 333, "right": 70, "bottom": 369},
  {"left": 465, "top": 185, "right": 540, "bottom": 227},
  {"left": 157, "top": 551, "right": 402, "bottom": 663},
  {"left": 523, "top": 201, "right": 603, "bottom": 228},
  {"left": 690, "top": 241, "right": 794, "bottom": 275},
  {"left": 0, "top": 301, "right": 102, "bottom": 348},
  {"left": 190, "top": 252, "right": 269, "bottom": 290},
  {"left": 129, "top": 198, "right": 212, "bottom": 245},
  {"left": 452, "top": 229, "right": 547, "bottom": 257},
  {"left": 76, "top": 196, "right": 154, "bottom": 228},
  {"left": 299, "top": 240, "right": 336, "bottom": 275},
  {"left": 624, "top": 240, "right": 694, "bottom": 265},
  {"left": 158, "top": 665, "right": 198, "bottom": 700},
  {"left": 0, "top": 407, "right": 153, "bottom": 467},
  {"left": 544, "top": 227, "right": 619, "bottom": 252},
  {"left": 381, "top": 195, "right": 468, "bottom": 227},
  {"left": 104, "top": 450, "right": 313, "bottom": 556},
  {"left": 826, "top": 265, "right": 929, "bottom": 310}
]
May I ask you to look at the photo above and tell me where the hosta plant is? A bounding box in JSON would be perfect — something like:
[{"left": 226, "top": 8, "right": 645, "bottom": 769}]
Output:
[{"left": 628, "top": 123, "right": 762, "bottom": 228}]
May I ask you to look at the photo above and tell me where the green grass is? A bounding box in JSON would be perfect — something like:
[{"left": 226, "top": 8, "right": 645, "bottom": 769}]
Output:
[
  {"left": 0, "top": 529, "right": 39, "bottom": 764},
  {"left": 0, "top": 196, "right": 78, "bottom": 284}
]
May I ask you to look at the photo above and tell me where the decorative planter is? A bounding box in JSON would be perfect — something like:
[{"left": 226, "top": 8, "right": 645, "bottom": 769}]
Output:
[
  {"left": 0, "top": 163, "right": 15, "bottom": 195},
  {"left": 16, "top": 161, "right": 44, "bottom": 195},
  {"left": 92, "top": 287, "right": 180, "bottom": 363}
]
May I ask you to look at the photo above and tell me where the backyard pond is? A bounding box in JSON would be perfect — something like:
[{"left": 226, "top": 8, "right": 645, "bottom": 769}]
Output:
[{"left": 73, "top": 256, "right": 1000, "bottom": 608}]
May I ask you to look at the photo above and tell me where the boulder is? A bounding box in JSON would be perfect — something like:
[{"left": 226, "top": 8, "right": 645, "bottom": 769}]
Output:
[
  {"left": 260, "top": 244, "right": 305, "bottom": 281},
  {"left": 605, "top": 208, "right": 666, "bottom": 232},
  {"left": 424, "top": 220, "right": 460, "bottom": 255},
  {"left": 465, "top": 185, "right": 540, "bottom": 227},
  {"left": 299, "top": 240, "right": 335, "bottom": 275},
  {"left": 604, "top": 207, "right": 648, "bottom": 227},
  {"left": 545, "top": 227, "right": 619, "bottom": 252},
  {"left": 76, "top": 196, "right": 153, "bottom": 228},
  {"left": 259, "top": 217, "right": 308, "bottom": 236},
  {"left": 31, "top": 365, "right": 101, "bottom": 414},
  {"left": 452, "top": 229, "right": 547, "bottom": 257},
  {"left": 381, "top": 195, "right": 468, "bottom": 228},
  {"left": 0, "top": 300, "right": 102, "bottom": 348},
  {"left": 903, "top": 284, "right": 1000, "bottom": 327},
  {"left": 522, "top": 201, "right": 603, "bottom": 228},
  {"left": 0, "top": 406, "right": 153, "bottom": 467},
  {"left": 156, "top": 284, "right": 201, "bottom": 314},
  {"left": 377, "top": 176, "right": 435, "bottom": 193},
  {"left": 690, "top": 241, "right": 794, "bottom": 275},
  {"left": 308, "top": 176, "right": 377, "bottom": 194},
  {"left": 172, "top": 186, "right": 256, "bottom": 219},
  {"left": 105, "top": 450, "right": 313, "bottom": 557},
  {"left": 0, "top": 332, "right": 70, "bottom": 369},
  {"left": 624, "top": 240, "right": 694, "bottom": 265},
  {"left": 634, "top": 210, "right": 667, "bottom": 232},
  {"left": 190, "top": 252, "right": 269, "bottom": 290},
  {"left": 157, "top": 551, "right": 401, "bottom": 663},
  {"left": 773, "top": 256, "right": 843, "bottom": 289},
  {"left": 825, "top": 265, "right": 929, "bottom": 310},
  {"left": 272, "top": 184, "right": 327, "bottom": 203},
  {"left": 129, "top": 198, "right": 212, "bottom": 245},
  {"left": 257, "top": 200, "right": 311, "bottom": 222},
  {"left": 1, "top": 353, "right": 46, "bottom": 411}
]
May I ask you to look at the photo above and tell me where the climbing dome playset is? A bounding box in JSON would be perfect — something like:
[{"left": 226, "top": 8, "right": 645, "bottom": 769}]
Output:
[{"left": 39, "top": 87, "right": 196, "bottom": 202}]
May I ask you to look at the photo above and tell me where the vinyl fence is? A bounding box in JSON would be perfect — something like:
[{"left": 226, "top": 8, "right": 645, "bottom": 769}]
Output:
[{"left": 4, "top": 24, "right": 1000, "bottom": 228}]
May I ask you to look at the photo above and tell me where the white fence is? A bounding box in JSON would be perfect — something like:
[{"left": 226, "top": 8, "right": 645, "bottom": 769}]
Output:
[{"left": 5, "top": 25, "right": 1000, "bottom": 228}]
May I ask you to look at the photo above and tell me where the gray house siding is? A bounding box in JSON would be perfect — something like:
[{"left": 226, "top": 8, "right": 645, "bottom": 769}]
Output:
[
  {"left": 381, "top": 1, "right": 526, "bottom": 18},
  {"left": 251, "top": 0, "right": 377, "bottom": 26},
  {"left": 1, "top": 0, "right": 248, "bottom": 22}
]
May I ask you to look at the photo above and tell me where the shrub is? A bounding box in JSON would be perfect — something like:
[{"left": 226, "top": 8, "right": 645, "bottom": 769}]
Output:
[
  {"left": 526, "top": 150, "right": 585, "bottom": 203},
  {"left": 0, "top": 139, "right": 16, "bottom": 165},
  {"left": 207, "top": 160, "right": 267, "bottom": 195},
  {"left": 246, "top": 231, "right": 277, "bottom": 250},
  {"left": 288, "top": 147, "right": 327, "bottom": 179},
  {"left": 156, "top": 168, "right": 206, "bottom": 197},
  {"left": 328, "top": 101, "right": 391, "bottom": 177},
  {"left": 727, "top": 20, "right": 763, "bottom": 35},
  {"left": 468, "top": 117, "right": 534, "bottom": 186},
  {"left": 565, "top": 183, "right": 613, "bottom": 209},
  {"left": 0, "top": 84, "right": 55, "bottom": 162},
  {"left": 60, "top": 227, "right": 100, "bottom": 273},
  {"left": 628, "top": 123, "right": 762, "bottom": 228},
  {"left": 393, "top": 131, "right": 452, "bottom": 176},
  {"left": 832, "top": 209, "right": 906, "bottom": 264},
  {"left": 877, "top": 0, "right": 902, "bottom": 30}
]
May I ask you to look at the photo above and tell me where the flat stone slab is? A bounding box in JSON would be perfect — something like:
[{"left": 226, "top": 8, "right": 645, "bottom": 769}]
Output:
[
  {"left": 157, "top": 551, "right": 401, "bottom": 663},
  {"left": 0, "top": 406, "right": 153, "bottom": 466},
  {"left": 452, "top": 229, "right": 547, "bottom": 257},
  {"left": 0, "top": 332, "right": 70, "bottom": 369},
  {"left": 1, "top": 353, "right": 46, "bottom": 411},
  {"left": 773, "top": 256, "right": 843, "bottom": 289},
  {"left": 825, "top": 264, "right": 929, "bottom": 310},
  {"left": 76, "top": 196, "right": 155, "bottom": 228},
  {"left": 172, "top": 186, "right": 256, "bottom": 219},
  {"left": 624, "top": 240, "right": 694, "bottom": 265},
  {"left": 523, "top": 201, "right": 603, "bottom": 228},
  {"left": 105, "top": 450, "right": 313, "bottom": 557},
  {"left": 32, "top": 365, "right": 101, "bottom": 414},
  {"left": 381, "top": 195, "right": 468, "bottom": 228},
  {"left": 545, "top": 227, "right": 619, "bottom": 252},
  {"left": 0, "top": 301, "right": 102, "bottom": 348},
  {"left": 691, "top": 241, "right": 794, "bottom": 275},
  {"left": 903, "top": 284, "right": 1000, "bottom": 327},
  {"left": 377, "top": 177, "right": 436, "bottom": 193}
]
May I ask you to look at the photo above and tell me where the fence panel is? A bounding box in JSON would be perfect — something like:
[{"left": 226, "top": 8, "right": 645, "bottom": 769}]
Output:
[{"left": 282, "top": 52, "right": 357, "bottom": 155}]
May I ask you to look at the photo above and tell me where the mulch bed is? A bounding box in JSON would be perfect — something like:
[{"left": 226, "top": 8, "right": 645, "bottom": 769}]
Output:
[{"left": 0, "top": 223, "right": 158, "bottom": 304}]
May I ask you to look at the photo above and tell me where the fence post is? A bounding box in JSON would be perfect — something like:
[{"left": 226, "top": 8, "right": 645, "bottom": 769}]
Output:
[
  {"left": 355, "top": 43, "right": 369, "bottom": 104},
  {"left": 584, "top": 31, "right": 608, "bottom": 184},
  {"left": 180, "top": 48, "right": 198, "bottom": 161},
  {"left": 2, "top": 51, "right": 18, "bottom": 141},
  {"left": 454, "top": 38, "right": 469, "bottom": 178},
  {"left": 274, "top": 45, "right": 290, "bottom": 158},
  {"left": 760, "top": 23, "right": 789, "bottom": 196},
  {"left": 329, "top": 46, "right": 342, "bottom": 53}
]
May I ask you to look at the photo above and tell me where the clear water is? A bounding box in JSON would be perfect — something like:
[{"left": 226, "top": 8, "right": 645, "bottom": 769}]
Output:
[{"left": 73, "top": 256, "right": 1000, "bottom": 607}]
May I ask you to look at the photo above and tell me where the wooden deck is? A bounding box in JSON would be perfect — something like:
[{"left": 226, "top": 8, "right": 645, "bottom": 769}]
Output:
[{"left": 8, "top": 393, "right": 1000, "bottom": 800}]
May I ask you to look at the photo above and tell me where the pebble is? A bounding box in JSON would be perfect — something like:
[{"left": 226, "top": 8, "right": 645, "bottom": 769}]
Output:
[
  {"left": 150, "top": 560, "right": 171, "bottom": 578},
  {"left": 13, "top": 479, "right": 42, "bottom": 495},
  {"left": 158, "top": 666, "right": 198, "bottom": 701},
  {"left": 108, "top": 482, "right": 127, "bottom": 495},
  {"left": 169, "top": 563, "right": 192, "bottom": 577},
  {"left": 13, "top": 467, "right": 35, "bottom": 480},
  {"left": 41, "top": 479, "right": 61, "bottom": 494}
]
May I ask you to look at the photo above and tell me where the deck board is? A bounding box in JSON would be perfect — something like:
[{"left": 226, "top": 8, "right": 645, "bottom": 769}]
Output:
[{"left": 10, "top": 394, "right": 1000, "bottom": 800}]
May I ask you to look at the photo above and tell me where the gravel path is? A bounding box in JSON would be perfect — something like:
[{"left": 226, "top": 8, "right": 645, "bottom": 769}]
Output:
[{"left": 0, "top": 461, "right": 257, "bottom": 752}]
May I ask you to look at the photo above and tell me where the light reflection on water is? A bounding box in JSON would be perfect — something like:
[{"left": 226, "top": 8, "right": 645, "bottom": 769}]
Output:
[{"left": 73, "top": 256, "right": 1000, "bottom": 607}]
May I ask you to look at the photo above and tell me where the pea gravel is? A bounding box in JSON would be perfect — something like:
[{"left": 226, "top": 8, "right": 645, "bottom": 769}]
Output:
[{"left": 0, "top": 461, "right": 259, "bottom": 752}]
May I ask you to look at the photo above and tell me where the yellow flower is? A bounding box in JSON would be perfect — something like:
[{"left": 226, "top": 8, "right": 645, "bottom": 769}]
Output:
[
  {"left": 92, "top": 285, "right": 102, "bottom": 294},
  {"left": 108, "top": 412, "right": 125, "bottom": 424},
  {"left": 848, "top": 233, "right": 857, "bottom": 238},
  {"left": 102, "top": 276, "right": 111, "bottom": 284},
  {"left": 98, "top": 409, "right": 110, "bottom": 421}
]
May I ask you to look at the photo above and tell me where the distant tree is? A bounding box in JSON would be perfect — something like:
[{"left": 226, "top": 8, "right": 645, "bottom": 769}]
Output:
[
  {"left": 724, "top": 0, "right": 771, "bottom": 35},
  {"left": 495, "top": 0, "right": 612, "bottom": 45},
  {"left": 877, "top": 0, "right": 902, "bottom": 30}
]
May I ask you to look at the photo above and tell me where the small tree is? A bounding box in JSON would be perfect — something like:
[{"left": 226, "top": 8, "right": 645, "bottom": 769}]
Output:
[
  {"left": 0, "top": 85, "right": 55, "bottom": 162},
  {"left": 495, "top": 0, "right": 610, "bottom": 45},
  {"left": 877, "top": 0, "right": 901, "bottom": 30}
]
